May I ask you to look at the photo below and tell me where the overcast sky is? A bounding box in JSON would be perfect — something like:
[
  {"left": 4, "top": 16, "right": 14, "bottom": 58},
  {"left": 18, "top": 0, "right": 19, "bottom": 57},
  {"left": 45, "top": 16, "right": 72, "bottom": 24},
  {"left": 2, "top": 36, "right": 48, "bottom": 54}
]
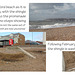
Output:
[
  {"left": 0, "top": 32, "right": 43, "bottom": 41},
  {"left": 29, "top": 3, "right": 75, "bottom": 21}
]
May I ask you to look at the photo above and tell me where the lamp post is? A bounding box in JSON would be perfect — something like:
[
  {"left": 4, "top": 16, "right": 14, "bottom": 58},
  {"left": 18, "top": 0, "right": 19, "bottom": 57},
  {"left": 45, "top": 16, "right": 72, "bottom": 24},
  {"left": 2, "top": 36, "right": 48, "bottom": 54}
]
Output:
[{"left": 32, "top": 32, "right": 33, "bottom": 41}]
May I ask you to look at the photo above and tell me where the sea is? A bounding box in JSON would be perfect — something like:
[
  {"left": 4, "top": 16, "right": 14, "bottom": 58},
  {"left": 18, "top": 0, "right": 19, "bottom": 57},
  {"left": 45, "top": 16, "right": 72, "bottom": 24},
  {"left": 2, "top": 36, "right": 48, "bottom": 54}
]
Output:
[{"left": 29, "top": 19, "right": 75, "bottom": 29}]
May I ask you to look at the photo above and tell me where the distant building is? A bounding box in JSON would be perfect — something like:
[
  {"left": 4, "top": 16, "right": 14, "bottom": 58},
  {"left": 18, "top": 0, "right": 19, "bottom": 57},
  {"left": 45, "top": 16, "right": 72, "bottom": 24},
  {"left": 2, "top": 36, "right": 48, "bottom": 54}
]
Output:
[
  {"left": 25, "top": 40, "right": 40, "bottom": 45},
  {"left": 0, "top": 33, "right": 25, "bottom": 46},
  {"left": 36, "top": 41, "right": 43, "bottom": 44}
]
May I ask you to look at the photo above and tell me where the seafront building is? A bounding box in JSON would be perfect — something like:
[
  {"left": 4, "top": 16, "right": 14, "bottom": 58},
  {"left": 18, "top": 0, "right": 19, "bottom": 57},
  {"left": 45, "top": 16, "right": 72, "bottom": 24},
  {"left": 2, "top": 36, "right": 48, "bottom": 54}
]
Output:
[{"left": 0, "top": 33, "right": 25, "bottom": 46}]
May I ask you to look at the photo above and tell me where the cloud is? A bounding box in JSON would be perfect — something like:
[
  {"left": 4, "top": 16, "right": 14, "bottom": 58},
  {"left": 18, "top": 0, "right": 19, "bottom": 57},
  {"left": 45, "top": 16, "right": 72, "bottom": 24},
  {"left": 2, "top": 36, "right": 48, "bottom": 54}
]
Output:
[
  {"left": 70, "top": 3, "right": 75, "bottom": 8},
  {"left": 30, "top": 3, "right": 69, "bottom": 14},
  {"left": 30, "top": 4, "right": 38, "bottom": 10},
  {"left": 29, "top": 3, "right": 75, "bottom": 21},
  {"left": 54, "top": 4, "right": 70, "bottom": 11}
]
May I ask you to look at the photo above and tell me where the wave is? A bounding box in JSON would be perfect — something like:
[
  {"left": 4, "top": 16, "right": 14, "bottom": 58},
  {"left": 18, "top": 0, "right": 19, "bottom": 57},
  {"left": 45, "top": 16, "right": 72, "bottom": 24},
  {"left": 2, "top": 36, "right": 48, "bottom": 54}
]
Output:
[{"left": 29, "top": 23, "right": 75, "bottom": 29}]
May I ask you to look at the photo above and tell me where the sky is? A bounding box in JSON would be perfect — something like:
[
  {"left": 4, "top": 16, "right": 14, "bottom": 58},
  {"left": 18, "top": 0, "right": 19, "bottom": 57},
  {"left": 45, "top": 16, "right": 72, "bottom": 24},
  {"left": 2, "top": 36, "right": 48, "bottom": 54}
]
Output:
[
  {"left": 0, "top": 32, "right": 43, "bottom": 42},
  {"left": 29, "top": 3, "right": 75, "bottom": 21}
]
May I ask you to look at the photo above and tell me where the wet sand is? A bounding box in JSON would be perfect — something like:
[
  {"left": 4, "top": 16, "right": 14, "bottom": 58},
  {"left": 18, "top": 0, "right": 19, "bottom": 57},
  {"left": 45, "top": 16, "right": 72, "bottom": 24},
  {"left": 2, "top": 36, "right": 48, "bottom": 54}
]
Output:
[{"left": 30, "top": 26, "right": 75, "bottom": 41}]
